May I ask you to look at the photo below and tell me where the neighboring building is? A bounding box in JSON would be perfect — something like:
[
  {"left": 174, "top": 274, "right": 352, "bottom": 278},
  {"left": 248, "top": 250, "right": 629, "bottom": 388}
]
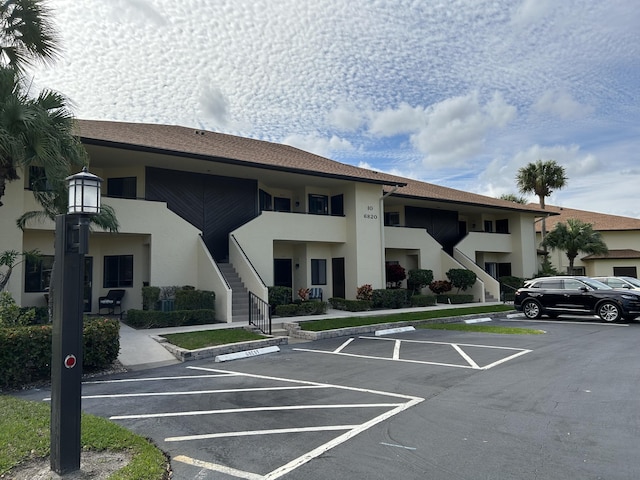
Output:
[
  {"left": 0, "top": 120, "right": 548, "bottom": 322},
  {"left": 536, "top": 205, "right": 640, "bottom": 277}
]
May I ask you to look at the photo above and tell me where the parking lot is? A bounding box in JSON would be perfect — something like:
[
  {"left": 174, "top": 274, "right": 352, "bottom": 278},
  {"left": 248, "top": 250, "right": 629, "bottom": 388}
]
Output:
[{"left": 17, "top": 316, "right": 640, "bottom": 479}]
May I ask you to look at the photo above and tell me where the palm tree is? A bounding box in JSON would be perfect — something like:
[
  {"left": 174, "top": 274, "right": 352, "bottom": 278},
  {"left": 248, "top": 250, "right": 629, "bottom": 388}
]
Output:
[
  {"left": 500, "top": 193, "right": 528, "bottom": 204},
  {"left": 0, "top": 67, "right": 87, "bottom": 206},
  {"left": 516, "top": 159, "right": 567, "bottom": 248},
  {"left": 542, "top": 218, "right": 608, "bottom": 274},
  {"left": 0, "top": 0, "right": 85, "bottom": 207},
  {"left": 0, "top": 0, "right": 60, "bottom": 73}
]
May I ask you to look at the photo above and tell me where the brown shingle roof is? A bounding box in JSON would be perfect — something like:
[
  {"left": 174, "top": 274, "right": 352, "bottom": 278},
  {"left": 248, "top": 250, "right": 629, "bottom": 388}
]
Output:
[
  {"left": 76, "top": 119, "right": 407, "bottom": 187},
  {"left": 76, "top": 119, "right": 548, "bottom": 214},
  {"left": 582, "top": 249, "right": 640, "bottom": 260},
  {"left": 534, "top": 205, "right": 640, "bottom": 232}
]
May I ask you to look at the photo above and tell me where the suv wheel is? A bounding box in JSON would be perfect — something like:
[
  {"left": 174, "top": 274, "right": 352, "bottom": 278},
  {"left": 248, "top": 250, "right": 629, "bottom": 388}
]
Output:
[
  {"left": 522, "top": 299, "right": 542, "bottom": 319},
  {"left": 597, "top": 301, "right": 621, "bottom": 322}
]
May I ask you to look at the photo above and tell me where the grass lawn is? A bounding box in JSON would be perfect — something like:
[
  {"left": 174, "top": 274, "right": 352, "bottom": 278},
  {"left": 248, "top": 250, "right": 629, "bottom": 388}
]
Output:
[
  {"left": 0, "top": 395, "right": 168, "bottom": 479},
  {"left": 418, "top": 323, "right": 544, "bottom": 334},
  {"left": 162, "top": 328, "right": 266, "bottom": 350},
  {"left": 299, "top": 304, "right": 515, "bottom": 331}
]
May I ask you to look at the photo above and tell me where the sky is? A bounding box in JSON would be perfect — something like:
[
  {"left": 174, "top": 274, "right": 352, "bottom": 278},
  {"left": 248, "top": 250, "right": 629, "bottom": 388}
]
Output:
[{"left": 29, "top": 0, "right": 640, "bottom": 218}]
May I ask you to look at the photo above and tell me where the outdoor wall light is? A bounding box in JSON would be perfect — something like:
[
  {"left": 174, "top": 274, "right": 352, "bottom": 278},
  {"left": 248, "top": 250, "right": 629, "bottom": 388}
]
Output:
[{"left": 66, "top": 166, "right": 103, "bottom": 215}]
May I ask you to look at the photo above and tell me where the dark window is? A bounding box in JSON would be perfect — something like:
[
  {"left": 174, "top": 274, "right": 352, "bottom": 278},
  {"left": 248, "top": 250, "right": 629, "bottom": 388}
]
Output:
[
  {"left": 570, "top": 266, "right": 586, "bottom": 276},
  {"left": 484, "top": 220, "right": 493, "bottom": 233},
  {"left": 274, "top": 197, "right": 291, "bottom": 212},
  {"left": 385, "top": 212, "right": 400, "bottom": 226},
  {"left": 28, "top": 166, "right": 52, "bottom": 191},
  {"left": 308, "top": 194, "right": 328, "bottom": 215},
  {"left": 331, "top": 194, "right": 344, "bottom": 216},
  {"left": 496, "top": 219, "right": 509, "bottom": 233},
  {"left": 259, "top": 189, "right": 272, "bottom": 211},
  {"left": 103, "top": 255, "right": 133, "bottom": 288},
  {"left": 25, "top": 255, "right": 54, "bottom": 292},
  {"left": 613, "top": 266, "right": 637, "bottom": 277},
  {"left": 532, "top": 279, "right": 562, "bottom": 289},
  {"left": 498, "top": 263, "right": 512, "bottom": 278},
  {"left": 107, "top": 177, "right": 137, "bottom": 199},
  {"left": 311, "top": 259, "right": 327, "bottom": 285}
]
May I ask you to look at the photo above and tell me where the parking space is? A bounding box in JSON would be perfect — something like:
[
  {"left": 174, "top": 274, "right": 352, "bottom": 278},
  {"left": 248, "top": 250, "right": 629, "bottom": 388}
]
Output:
[
  {"left": 49, "top": 366, "right": 423, "bottom": 479},
  {"left": 294, "top": 333, "right": 531, "bottom": 370}
]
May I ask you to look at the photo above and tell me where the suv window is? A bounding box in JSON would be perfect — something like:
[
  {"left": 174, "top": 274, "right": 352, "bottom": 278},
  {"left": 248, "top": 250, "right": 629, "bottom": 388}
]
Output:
[
  {"left": 531, "top": 280, "right": 562, "bottom": 289},
  {"left": 563, "top": 279, "right": 587, "bottom": 290}
]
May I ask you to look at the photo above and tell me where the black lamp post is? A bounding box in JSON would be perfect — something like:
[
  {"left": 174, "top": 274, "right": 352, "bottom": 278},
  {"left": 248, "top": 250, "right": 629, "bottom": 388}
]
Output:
[{"left": 50, "top": 167, "right": 102, "bottom": 475}]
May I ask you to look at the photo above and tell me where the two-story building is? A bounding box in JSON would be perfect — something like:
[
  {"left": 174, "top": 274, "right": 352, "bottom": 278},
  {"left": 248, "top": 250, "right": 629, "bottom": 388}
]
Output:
[
  {"left": 537, "top": 205, "right": 640, "bottom": 277},
  {"left": 0, "top": 120, "right": 548, "bottom": 322}
]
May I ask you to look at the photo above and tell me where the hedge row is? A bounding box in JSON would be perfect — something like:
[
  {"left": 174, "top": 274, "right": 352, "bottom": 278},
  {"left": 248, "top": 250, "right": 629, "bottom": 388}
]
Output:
[
  {"left": 274, "top": 301, "right": 327, "bottom": 317},
  {"left": 328, "top": 298, "right": 372, "bottom": 312},
  {"left": 126, "top": 309, "right": 216, "bottom": 329},
  {"left": 0, "top": 318, "right": 120, "bottom": 390},
  {"left": 410, "top": 294, "right": 437, "bottom": 307}
]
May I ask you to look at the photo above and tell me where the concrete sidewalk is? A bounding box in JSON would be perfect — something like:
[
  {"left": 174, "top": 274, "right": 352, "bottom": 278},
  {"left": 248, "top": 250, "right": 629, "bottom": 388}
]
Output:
[{"left": 117, "top": 302, "right": 508, "bottom": 370}]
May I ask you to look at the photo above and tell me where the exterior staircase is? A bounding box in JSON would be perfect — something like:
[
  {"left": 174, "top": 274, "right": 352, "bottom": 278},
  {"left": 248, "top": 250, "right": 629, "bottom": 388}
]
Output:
[{"left": 218, "top": 262, "right": 249, "bottom": 322}]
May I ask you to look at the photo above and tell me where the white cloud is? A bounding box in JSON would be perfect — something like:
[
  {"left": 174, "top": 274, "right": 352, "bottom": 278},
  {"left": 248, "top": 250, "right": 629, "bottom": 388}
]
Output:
[
  {"left": 511, "top": 0, "right": 554, "bottom": 25},
  {"left": 368, "top": 103, "right": 426, "bottom": 137},
  {"left": 282, "top": 133, "right": 353, "bottom": 158},
  {"left": 414, "top": 92, "right": 516, "bottom": 167},
  {"left": 534, "top": 91, "right": 594, "bottom": 119},
  {"left": 327, "top": 104, "right": 366, "bottom": 132}
]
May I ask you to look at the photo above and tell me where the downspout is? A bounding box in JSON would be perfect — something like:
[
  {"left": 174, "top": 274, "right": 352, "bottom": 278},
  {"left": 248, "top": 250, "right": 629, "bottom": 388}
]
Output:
[{"left": 380, "top": 185, "right": 401, "bottom": 287}]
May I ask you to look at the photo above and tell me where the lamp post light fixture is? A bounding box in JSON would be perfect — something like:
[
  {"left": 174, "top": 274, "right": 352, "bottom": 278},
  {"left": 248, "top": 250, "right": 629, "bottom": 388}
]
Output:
[{"left": 50, "top": 167, "right": 102, "bottom": 475}]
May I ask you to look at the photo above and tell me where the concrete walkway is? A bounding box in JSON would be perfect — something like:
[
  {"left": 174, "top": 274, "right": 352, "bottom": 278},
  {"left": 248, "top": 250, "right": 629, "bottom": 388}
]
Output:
[{"left": 117, "top": 302, "right": 508, "bottom": 370}]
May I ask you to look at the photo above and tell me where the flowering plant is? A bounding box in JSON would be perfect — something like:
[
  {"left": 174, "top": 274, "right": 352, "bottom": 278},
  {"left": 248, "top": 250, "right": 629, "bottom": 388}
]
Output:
[
  {"left": 297, "top": 288, "right": 310, "bottom": 301},
  {"left": 356, "top": 284, "right": 373, "bottom": 301}
]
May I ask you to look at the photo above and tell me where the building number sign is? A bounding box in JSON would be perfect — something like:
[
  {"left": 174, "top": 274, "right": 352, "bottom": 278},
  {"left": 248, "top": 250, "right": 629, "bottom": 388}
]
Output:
[{"left": 363, "top": 205, "right": 378, "bottom": 220}]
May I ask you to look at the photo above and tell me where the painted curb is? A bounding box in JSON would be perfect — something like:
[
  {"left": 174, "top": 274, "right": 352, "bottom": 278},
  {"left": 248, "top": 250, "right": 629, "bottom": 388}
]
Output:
[
  {"left": 375, "top": 326, "right": 415, "bottom": 336},
  {"left": 155, "top": 335, "right": 288, "bottom": 362},
  {"left": 215, "top": 345, "right": 280, "bottom": 362}
]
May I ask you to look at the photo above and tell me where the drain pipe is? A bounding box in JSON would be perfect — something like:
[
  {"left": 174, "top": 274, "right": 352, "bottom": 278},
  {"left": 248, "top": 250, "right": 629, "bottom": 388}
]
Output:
[{"left": 380, "top": 185, "right": 401, "bottom": 286}]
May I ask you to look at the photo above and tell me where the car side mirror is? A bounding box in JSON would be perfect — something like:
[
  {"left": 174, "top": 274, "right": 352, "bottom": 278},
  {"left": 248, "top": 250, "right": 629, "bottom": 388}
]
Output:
[{"left": 580, "top": 286, "right": 588, "bottom": 292}]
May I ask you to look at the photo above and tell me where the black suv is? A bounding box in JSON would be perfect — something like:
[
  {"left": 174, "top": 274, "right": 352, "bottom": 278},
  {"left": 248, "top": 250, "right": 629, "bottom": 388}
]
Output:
[{"left": 514, "top": 276, "right": 640, "bottom": 322}]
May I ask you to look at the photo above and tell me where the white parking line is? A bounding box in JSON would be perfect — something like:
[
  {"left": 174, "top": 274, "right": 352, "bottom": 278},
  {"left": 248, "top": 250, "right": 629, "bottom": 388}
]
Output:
[
  {"left": 178, "top": 366, "right": 424, "bottom": 480},
  {"left": 173, "top": 456, "right": 262, "bottom": 480},
  {"left": 110, "top": 403, "right": 404, "bottom": 420},
  {"left": 166, "top": 424, "right": 360, "bottom": 442},
  {"left": 295, "top": 335, "right": 531, "bottom": 370}
]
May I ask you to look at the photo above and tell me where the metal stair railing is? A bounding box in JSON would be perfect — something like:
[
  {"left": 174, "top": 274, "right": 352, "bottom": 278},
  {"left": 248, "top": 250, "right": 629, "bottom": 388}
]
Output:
[{"left": 249, "top": 291, "right": 271, "bottom": 335}]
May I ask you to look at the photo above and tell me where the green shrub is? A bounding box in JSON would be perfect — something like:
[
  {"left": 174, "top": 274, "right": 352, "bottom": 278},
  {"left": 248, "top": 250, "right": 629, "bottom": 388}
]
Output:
[
  {"left": 410, "top": 294, "right": 436, "bottom": 307},
  {"left": 446, "top": 269, "right": 477, "bottom": 293},
  {"left": 0, "top": 292, "right": 34, "bottom": 327},
  {"left": 274, "top": 301, "right": 328, "bottom": 317},
  {"left": 407, "top": 269, "right": 434, "bottom": 294},
  {"left": 436, "top": 294, "right": 474, "bottom": 304},
  {"left": 329, "top": 298, "right": 372, "bottom": 312},
  {"left": 125, "top": 309, "right": 216, "bottom": 329},
  {"left": 0, "top": 318, "right": 119, "bottom": 390},
  {"left": 274, "top": 304, "right": 299, "bottom": 317},
  {"left": 20, "top": 306, "right": 49, "bottom": 324},
  {"left": 83, "top": 319, "right": 120, "bottom": 370},
  {"left": 142, "top": 286, "right": 161, "bottom": 311},
  {"left": 268, "top": 286, "right": 293, "bottom": 307},
  {"left": 372, "top": 289, "right": 409, "bottom": 309},
  {"left": 174, "top": 289, "right": 215, "bottom": 310}
]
